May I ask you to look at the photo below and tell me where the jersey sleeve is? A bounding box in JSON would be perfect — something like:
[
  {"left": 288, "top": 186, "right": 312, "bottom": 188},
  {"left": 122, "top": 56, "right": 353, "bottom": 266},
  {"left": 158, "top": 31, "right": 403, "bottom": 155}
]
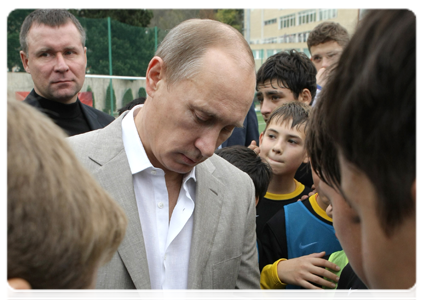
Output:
[
  {"left": 258, "top": 208, "right": 288, "bottom": 271},
  {"left": 260, "top": 259, "right": 287, "bottom": 289}
]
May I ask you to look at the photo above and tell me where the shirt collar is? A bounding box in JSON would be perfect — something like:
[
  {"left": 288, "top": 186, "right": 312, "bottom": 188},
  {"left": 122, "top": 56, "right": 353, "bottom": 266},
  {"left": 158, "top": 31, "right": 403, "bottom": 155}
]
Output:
[{"left": 122, "top": 104, "right": 197, "bottom": 183}]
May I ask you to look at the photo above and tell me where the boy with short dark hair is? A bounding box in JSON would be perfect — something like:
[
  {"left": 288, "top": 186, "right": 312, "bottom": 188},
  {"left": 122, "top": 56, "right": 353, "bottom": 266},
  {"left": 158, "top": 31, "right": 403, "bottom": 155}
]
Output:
[
  {"left": 256, "top": 49, "right": 317, "bottom": 123},
  {"left": 322, "top": 10, "right": 415, "bottom": 289},
  {"left": 256, "top": 102, "right": 312, "bottom": 239},
  {"left": 253, "top": 50, "right": 316, "bottom": 188},
  {"left": 7, "top": 99, "right": 127, "bottom": 289},
  {"left": 215, "top": 145, "right": 272, "bottom": 205}
]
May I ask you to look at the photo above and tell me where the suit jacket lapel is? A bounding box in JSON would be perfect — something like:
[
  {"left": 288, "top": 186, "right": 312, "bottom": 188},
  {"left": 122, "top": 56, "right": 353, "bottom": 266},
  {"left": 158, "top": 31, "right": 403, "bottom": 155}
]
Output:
[
  {"left": 89, "top": 114, "right": 151, "bottom": 289},
  {"left": 187, "top": 158, "right": 223, "bottom": 288}
]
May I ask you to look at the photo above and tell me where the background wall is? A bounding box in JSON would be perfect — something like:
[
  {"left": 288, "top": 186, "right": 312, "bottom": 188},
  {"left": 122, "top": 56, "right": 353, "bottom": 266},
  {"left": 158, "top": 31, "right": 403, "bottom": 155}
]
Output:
[{"left": 7, "top": 72, "right": 146, "bottom": 114}]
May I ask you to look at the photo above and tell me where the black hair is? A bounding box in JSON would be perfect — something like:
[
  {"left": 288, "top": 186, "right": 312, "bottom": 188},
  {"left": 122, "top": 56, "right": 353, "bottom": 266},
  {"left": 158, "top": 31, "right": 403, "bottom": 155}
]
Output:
[
  {"left": 118, "top": 97, "right": 146, "bottom": 115},
  {"left": 215, "top": 146, "right": 272, "bottom": 202},
  {"left": 323, "top": 10, "right": 415, "bottom": 235},
  {"left": 256, "top": 49, "right": 317, "bottom": 101},
  {"left": 264, "top": 101, "right": 311, "bottom": 133}
]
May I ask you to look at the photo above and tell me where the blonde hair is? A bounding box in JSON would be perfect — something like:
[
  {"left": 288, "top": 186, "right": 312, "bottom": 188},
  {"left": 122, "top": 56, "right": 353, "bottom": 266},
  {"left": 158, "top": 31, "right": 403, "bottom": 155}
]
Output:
[
  {"left": 155, "top": 18, "right": 255, "bottom": 86},
  {"left": 7, "top": 99, "right": 127, "bottom": 289}
]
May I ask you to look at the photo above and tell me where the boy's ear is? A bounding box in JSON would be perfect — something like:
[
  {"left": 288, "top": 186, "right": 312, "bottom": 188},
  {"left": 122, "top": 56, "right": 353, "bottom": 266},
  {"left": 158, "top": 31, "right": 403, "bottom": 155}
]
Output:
[
  {"left": 411, "top": 174, "right": 420, "bottom": 205},
  {"left": 298, "top": 88, "right": 312, "bottom": 105},
  {"left": 302, "top": 154, "right": 309, "bottom": 164},
  {"left": 4, "top": 278, "right": 32, "bottom": 300},
  {"left": 259, "top": 132, "right": 264, "bottom": 145},
  {"left": 145, "top": 56, "right": 165, "bottom": 98}
]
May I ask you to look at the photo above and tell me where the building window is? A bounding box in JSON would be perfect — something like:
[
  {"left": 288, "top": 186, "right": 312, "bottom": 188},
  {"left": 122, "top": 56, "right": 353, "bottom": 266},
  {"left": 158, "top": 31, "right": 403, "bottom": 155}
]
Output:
[
  {"left": 319, "top": 9, "right": 338, "bottom": 21},
  {"left": 298, "top": 10, "right": 317, "bottom": 25},
  {"left": 297, "top": 31, "right": 311, "bottom": 43},
  {"left": 264, "top": 18, "right": 277, "bottom": 26},
  {"left": 253, "top": 50, "right": 263, "bottom": 59},
  {"left": 303, "top": 48, "right": 311, "bottom": 57},
  {"left": 279, "top": 14, "right": 296, "bottom": 29},
  {"left": 264, "top": 37, "right": 277, "bottom": 44},
  {"left": 266, "top": 49, "right": 279, "bottom": 58},
  {"left": 279, "top": 34, "right": 296, "bottom": 44}
]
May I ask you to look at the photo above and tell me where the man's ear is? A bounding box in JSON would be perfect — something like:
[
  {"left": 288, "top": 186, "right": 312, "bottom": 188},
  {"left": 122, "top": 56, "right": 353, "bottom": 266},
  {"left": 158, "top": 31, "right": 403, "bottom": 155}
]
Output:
[
  {"left": 145, "top": 56, "right": 164, "bottom": 98},
  {"left": 298, "top": 88, "right": 312, "bottom": 105},
  {"left": 84, "top": 46, "right": 87, "bottom": 68},
  {"left": 20, "top": 51, "right": 30, "bottom": 74},
  {"left": 4, "top": 278, "right": 32, "bottom": 300},
  {"left": 411, "top": 174, "right": 420, "bottom": 205}
]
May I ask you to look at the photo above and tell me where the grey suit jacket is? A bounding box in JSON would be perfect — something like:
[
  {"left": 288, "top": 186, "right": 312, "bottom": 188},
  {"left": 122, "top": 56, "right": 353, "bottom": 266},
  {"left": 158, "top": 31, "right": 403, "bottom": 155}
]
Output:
[{"left": 68, "top": 112, "right": 260, "bottom": 289}]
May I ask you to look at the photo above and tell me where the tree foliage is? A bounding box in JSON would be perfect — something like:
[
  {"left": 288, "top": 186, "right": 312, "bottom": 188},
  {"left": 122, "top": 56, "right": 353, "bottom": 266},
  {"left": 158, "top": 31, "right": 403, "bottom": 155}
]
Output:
[
  {"left": 7, "top": 9, "right": 35, "bottom": 71},
  {"left": 104, "top": 82, "right": 116, "bottom": 115},
  {"left": 138, "top": 87, "right": 147, "bottom": 98},
  {"left": 69, "top": 9, "right": 153, "bottom": 28},
  {"left": 122, "top": 88, "right": 134, "bottom": 108},
  {"left": 148, "top": 9, "right": 216, "bottom": 30},
  {"left": 7, "top": 9, "right": 244, "bottom": 76},
  {"left": 79, "top": 16, "right": 159, "bottom": 76},
  {"left": 215, "top": 9, "right": 244, "bottom": 33}
]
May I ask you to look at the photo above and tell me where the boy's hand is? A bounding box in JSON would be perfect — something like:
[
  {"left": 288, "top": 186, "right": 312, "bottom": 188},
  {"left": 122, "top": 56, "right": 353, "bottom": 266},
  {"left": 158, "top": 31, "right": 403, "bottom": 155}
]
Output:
[
  {"left": 276, "top": 251, "right": 339, "bottom": 289},
  {"left": 248, "top": 140, "right": 260, "bottom": 155},
  {"left": 316, "top": 68, "right": 328, "bottom": 87},
  {"left": 297, "top": 185, "right": 316, "bottom": 201}
]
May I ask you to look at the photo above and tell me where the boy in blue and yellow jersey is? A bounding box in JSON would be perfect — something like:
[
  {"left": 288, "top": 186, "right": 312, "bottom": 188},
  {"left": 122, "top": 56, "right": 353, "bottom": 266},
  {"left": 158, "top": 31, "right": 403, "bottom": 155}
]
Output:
[
  {"left": 259, "top": 166, "right": 342, "bottom": 289},
  {"left": 256, "top": 102, "right": 312, "bottom": 240}
]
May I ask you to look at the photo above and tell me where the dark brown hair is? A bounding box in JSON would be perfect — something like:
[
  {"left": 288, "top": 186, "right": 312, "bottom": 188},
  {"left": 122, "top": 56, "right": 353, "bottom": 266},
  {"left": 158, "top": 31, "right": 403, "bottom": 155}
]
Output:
[
  {"left": 322, "top": 10, "right": 415, "bottom": 235},
  {"left": 307, "top": 22, "right": 349, "bottom": 51}
]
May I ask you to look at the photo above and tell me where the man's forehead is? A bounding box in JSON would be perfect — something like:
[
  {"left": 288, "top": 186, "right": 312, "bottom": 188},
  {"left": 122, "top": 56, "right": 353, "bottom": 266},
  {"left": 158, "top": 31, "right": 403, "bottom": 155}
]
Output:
[{"left": 27, "top": 22, "right": 83, "bottom": 50}]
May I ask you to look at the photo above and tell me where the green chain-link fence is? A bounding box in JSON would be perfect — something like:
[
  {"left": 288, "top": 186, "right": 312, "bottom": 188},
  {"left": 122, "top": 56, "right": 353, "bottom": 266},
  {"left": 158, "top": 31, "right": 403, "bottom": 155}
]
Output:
[{"left": 7, "top": 12, "right": 169, "bottom": 76}]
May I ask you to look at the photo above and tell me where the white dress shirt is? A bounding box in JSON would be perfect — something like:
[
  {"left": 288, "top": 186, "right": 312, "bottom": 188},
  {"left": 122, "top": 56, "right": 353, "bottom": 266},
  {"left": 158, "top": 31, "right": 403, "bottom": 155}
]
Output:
[{"left": 122, "top": 105, "right": 196, "bottom": 289}]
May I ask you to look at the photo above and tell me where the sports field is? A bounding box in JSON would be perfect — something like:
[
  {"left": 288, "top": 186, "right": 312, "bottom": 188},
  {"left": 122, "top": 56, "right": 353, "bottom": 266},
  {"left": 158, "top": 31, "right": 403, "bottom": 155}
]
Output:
[{"left": 256, "top": 109, "right": 266, "bottom": 134}]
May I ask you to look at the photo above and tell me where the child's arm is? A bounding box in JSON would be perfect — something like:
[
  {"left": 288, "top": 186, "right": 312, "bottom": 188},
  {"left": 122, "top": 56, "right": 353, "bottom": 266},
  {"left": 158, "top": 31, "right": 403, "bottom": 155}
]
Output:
[
  {"left": 260, "top": 259, "right": 288, "bottom": 289},
  {"left": 276, "top": 251, "right": 340, "bottom": 289}
]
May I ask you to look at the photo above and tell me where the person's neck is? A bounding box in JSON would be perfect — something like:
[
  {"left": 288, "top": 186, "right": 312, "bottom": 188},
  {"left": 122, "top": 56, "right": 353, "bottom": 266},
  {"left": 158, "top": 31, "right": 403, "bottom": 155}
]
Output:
[
  {"left": 34, "top": 89, "right": 78, "bottom": 104},
  {"left": 315, "top": 193, "right": 329, "bottom": 211},
  {"left": 267, "top": 173, "right": 297, "bottom": 195}
]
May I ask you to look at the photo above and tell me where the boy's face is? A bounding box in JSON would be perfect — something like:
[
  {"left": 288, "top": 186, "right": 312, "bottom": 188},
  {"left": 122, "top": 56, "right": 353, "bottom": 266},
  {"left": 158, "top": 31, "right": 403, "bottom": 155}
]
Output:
[
  {"left": 259, "top": 119, "right": 307, "bottom": 176},
  {"left": 257, "top": 79, "right": 307, "bottom": 123},
  {"left": 317, "top": 178, "right": 366, "bottom": 286},
  {"left": 310, "top": 40, "right": 343, "bottom": 71},
  {"left": 338, "top": 153, "right": 416, "bottom": 288}
]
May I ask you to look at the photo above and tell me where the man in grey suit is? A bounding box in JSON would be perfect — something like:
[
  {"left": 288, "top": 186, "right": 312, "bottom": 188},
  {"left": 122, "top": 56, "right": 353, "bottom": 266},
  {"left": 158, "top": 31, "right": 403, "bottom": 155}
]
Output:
[{"left": 68, "top": 19, "right": 260, "bottom": 289}]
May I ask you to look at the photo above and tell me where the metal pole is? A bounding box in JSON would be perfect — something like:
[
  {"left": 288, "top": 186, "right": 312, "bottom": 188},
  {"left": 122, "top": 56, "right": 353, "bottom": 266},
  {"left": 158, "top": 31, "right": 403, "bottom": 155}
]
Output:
[
  {"left": 154, "top": 26, "right": 158, "bottom": 52},
  {"left": 107, "top": 17, "right": 114, "bottom": 115}
]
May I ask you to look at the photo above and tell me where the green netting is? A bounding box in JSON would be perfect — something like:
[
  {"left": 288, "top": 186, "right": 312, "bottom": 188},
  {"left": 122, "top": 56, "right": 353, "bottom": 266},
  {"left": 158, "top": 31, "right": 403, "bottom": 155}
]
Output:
[
  {"left": 77, "top": 17, "right": 169, "bottom": 77},
  {"left": 7, "top": 10, "right": 170, "bottom": 77}
]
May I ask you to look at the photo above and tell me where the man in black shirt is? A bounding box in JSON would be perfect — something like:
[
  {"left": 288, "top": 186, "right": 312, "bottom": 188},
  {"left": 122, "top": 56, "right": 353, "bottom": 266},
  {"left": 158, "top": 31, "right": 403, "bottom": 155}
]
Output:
[{"left": 19, "top": 10, "right": 114, "bottom": 136}]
